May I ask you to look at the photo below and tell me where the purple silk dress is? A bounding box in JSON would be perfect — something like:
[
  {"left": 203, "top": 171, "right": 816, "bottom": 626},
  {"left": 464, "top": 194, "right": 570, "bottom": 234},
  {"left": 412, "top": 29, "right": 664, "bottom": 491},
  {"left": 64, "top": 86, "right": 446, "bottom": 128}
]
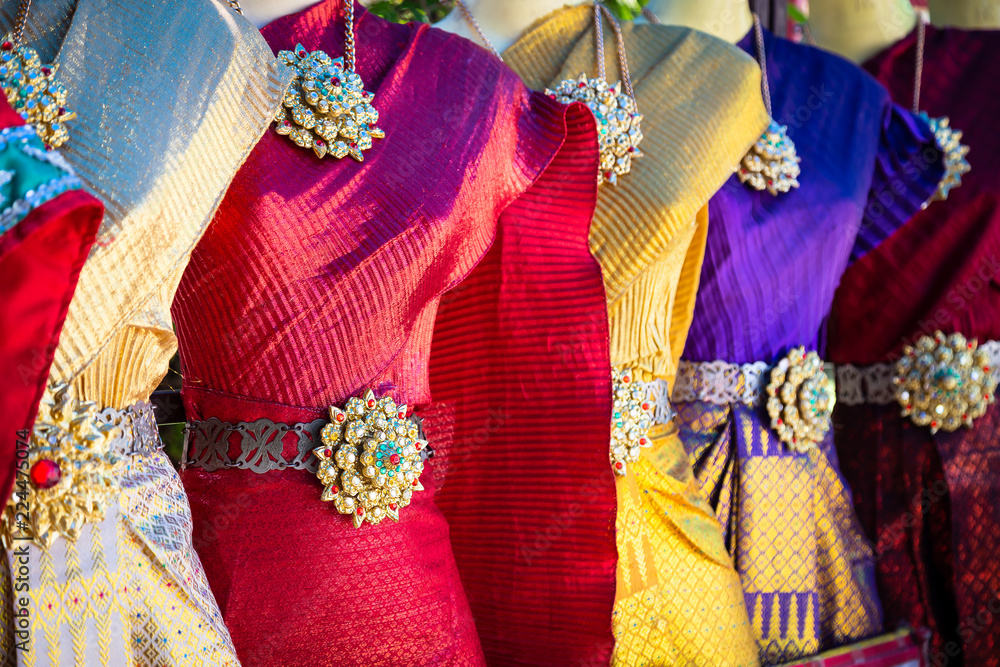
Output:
[{"left": 674, "top": 27, "right": 944, "bottom": 664}]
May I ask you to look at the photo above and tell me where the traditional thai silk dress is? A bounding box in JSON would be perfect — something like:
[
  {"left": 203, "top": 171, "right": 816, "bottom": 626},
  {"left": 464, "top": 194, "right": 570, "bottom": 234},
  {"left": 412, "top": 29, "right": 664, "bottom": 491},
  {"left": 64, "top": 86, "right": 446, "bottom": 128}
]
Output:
[
  {"left": 171, "top": 3, "right": 609, "bottom": 665},
  {"left": 501, "top": 6, "right": 769, "bottom": 665},
  {"left": 671, "top": 26, "right": 944, "bottom": 665},
  {"left": 830, "top": 26, "right": 1000, "bottom": 666},
  {"left": 0, "top": 1, "right": 290, "bottom": 664},
  {"left": 0, "top": 98, "right": 101, "bottom": 516}
]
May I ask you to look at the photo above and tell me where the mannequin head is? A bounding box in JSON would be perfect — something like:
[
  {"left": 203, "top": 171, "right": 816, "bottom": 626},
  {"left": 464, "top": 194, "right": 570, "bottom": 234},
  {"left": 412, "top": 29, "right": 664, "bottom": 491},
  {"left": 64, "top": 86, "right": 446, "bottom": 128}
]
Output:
[
  {"left": 928, "top": 0, "right": 1000, "bottom": 28},
  {"left": 642, "top": 0, "right": 753, "bottom": 42},
  {"left": 433, "top": 0, "right": 587, "bottom": 54},
  {"left": 808, "top": 0, "right": 917, "bottom": 63},
  {"left": 236, "top": 0, "right": 325, "bottom": 28}
]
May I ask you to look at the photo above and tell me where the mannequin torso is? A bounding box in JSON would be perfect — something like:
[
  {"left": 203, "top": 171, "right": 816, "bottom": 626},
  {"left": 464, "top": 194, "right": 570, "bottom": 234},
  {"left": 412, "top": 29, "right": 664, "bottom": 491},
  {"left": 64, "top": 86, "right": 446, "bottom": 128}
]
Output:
[
  {"left": 641, "top": 0, "right": 753, "bottom": 42},
  {"left": 928, "top": 0, "right": 1000, "bottom": 28},
  {"left": 236, "top": 0, "right": 321, "bottom": 27},
  {"left": 433, "top": 0, "right": 585, "bottom": 54},
  {"left": 808, "top": 0, "right": 917, "bottom": 63}
]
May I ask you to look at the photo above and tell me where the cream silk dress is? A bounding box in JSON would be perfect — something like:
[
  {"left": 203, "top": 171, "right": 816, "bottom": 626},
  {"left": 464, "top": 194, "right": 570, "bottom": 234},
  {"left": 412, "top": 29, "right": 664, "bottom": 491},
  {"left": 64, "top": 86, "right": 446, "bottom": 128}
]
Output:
[
  {"left": 0, "top": 1, "right": 291, "bottom": 665},
  {"left": 504, "top": 5, "right": 770, "bottom": 665}
]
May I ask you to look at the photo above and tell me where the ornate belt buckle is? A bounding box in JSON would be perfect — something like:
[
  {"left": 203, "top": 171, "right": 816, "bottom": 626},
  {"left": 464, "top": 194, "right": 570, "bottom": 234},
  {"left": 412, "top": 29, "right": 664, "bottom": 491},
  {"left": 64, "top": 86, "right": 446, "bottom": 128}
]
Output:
[
  {"left": 312, "top": 390, "right": 426, "bottom": 528},
  {"left": 765, "top": 347, "right": 834, "bottom": 452},
  {"left": 1, "top": 384, "right": 119, "bottom": 549},
  {"left": 895, "top": 331, "right": 996, "bottom": 433},
  {"left": 609, "top": 368, "right": 654, "bottom": 476}
]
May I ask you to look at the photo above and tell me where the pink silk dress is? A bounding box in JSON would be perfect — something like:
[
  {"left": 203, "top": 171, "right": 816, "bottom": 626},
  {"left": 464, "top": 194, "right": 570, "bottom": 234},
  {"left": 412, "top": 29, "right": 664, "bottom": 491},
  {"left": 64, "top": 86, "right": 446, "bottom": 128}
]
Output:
[{"left": 172, "top": 2, "right": 613, "bottom": 665}]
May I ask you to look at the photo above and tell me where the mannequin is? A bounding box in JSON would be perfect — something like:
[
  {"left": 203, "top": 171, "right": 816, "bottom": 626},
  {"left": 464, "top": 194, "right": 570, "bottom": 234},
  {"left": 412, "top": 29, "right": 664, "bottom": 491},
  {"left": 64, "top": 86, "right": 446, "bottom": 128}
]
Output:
[
  {"left": 928, "top": 0, "right": 1000, "bottom": 28},
  {"left": 434, "top": 0, "right": 585, "bottom": 53},
  {"left": 808, "top": 0, "right": 917, "bottom": 63},
  {"left": 237, "top": 0, "right": 319, "bottom": 27},
  {"left": 641, "top": 0, "right": 753, "bottom": 43}
]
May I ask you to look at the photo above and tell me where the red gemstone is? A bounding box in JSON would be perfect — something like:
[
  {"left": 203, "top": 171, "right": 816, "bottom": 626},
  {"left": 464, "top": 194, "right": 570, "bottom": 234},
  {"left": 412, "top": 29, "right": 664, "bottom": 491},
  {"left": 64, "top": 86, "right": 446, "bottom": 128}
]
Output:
[
  {"left": 57, "top": 107, "right": 65, "bottom": 116},
  {"left": 330, "top": 486, "right": 338, "bottom": 494},
  {"left": 397, "top": 410, "right": 406, "bottom": 418},
  {"left": 323, "top": 448, "right": 332, "bottom": 457},
  {"left": 931, "top": 421, "right": 938, "bottom": 428},
  {"left": 969, "top": 342, "right": 974, "bottom": 349},
  {"left": 332, "top": 78, "right": 340, "bottom": 85},
  {"left": 351, "top": 142, "right": 358, "bottom": 148},
  {"left": 614, "top": 461, "right": 623, "bottom": 470},
  {"left": 389, "top": 503, "right": 397, "bottom": 510},
  {"left": 412, "top": 479, "right": 419, "bottom": 486},
  {"left": 298, "top": 50, "right": 307, "bottom": 57},
  {"left": 369, "top": 123, "right": 376, "bottom": 130},
  {"left": 336, "top": 413, "right": 346, "bottom": 423},
  {"left": 622, "top": 375, "right": 630, "bottom": 383},
  {"left": 1, "top": 42, "right": 11, "bottom": 51},
  {"left": 628, "top": 146, "right": 635, "bottom": 152},
  {"left": 777, "top": 418, "right": 783, "bottom": 425},
  {"left": 578, "top": 81, "right": 586, "bottom": 88},
  {"left": 639, "top": 437, "right": 647, "bottom": 446},
  {"left": 549, "top": 94, "right": 556, "bottom": 99},
  {"left": 316, "top": 139, "right": 324, "bottom": 146},
  {"left": 985, "top": 366, "right": 991, "bottom": 372},
  {"left": 366, "top": 398, "right": 375, "bottom": 408},
  {"left": 604, "top": 172, "right": 613, "bottom": 179},
  {"left": 415, "top": 442, "right": 423, "bottom": 450},
  {"left": 356, "top": 507, "right": 364, "bottom": 515},
  {"left": 282, "top": 120, "right": 291, "bottom": 126},
  {"left": 29, "top": 459, "right": 61, "bottom": 490},
  {"left": 389, "top": 453, "right": 400, "bottom": 465},
  {"left": 41, "top": 67, "right": 51, "bottom": 75},
  {"left": 641, "top": 402, "right": 650, "bottom": 410}
]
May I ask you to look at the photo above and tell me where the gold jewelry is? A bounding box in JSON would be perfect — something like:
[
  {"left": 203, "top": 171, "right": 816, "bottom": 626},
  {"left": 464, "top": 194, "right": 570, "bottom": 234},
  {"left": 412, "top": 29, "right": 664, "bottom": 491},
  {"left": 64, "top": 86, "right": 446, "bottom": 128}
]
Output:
[
  {"left": 313, "top": 390, "right": 427, "bottom": 528},
  {"left": 609, "top": 368, "right": 654, "bottom": 476},
  {"left": 765, "top": 348, "right": 834, "bottom": 452},
  {"left": 231, "top": 0, "right": 385, "bottom": 161},
  {"left": 738, "top": 14, "right": 800, "bottom": 196},
  {"left": 0, "top": 0, "right": 76, "bottom": 149},
  {"left": 455, "top": 1, "right": 644, "bottom": 186},
  {"left": 912, "top": 18, "right": 970, "bottom": 205}
]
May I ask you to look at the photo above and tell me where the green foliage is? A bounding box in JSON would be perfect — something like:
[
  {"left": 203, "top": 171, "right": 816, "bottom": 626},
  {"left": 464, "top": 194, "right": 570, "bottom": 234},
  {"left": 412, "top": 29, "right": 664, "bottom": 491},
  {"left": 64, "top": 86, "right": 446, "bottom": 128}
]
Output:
[{"left": 364, "top": 1, "right": 650, "bottom": 25}]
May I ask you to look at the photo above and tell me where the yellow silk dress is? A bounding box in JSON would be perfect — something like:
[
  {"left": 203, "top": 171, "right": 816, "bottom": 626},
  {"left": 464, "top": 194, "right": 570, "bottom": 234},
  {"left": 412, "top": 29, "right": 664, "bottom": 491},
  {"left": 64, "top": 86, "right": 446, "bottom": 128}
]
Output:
[
  {"left": 0, "top": 1, "right": 291, "bottom": 665},
  {"left": 504, "top": 6, "right": 769, "bottom": 665}
]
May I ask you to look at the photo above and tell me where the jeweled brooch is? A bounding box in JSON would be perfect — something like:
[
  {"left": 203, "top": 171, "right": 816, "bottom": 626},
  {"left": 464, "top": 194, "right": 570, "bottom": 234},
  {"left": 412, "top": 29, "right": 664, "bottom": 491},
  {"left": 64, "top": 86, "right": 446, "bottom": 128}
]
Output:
[
  {"left": 274, "top": 44, "right": 384, "bottom": 161},
  {"left": 738, "top": 119, "right": 801, "bottom": 196},
  {"left": 313, "top": 390, "right": 426, "bottom": 527},
  {"left": 609, "top": 367, "right": 654, "bottom": 476},
  {"left": 0, "top": 38, "right": 75, "bottom": 149},
  {"left": 1, "top": 383, "right": 119, "bottom": 550},
  {"left": 894, "top": 331, "right": 996, "bottom": 433},
  {"left": 547, "top": 74, "right": 643, "bottom": 186},
  {"left": 919, "top": 113, "right": 970, "bottom": 206},
  {"left": 765, "top": 347, "right": 834, "bottom": 452}
]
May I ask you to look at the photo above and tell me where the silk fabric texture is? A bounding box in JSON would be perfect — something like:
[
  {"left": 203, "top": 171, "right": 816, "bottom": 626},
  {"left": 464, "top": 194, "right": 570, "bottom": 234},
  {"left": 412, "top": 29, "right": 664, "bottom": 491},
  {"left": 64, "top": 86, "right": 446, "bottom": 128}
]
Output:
[
  {"left": 172, "top": 2, "right": 612, "bottom": 665},
  {"left": 0, "top": 1, "right": 291, "bottom": 665},
  {"left": 0, "top": 98, "right": 101, "bottom": 508},
  {"left": 830, "top": 25, "right": 1000, "bottom": 667},
  {"left": 674, "top": 26, "right": 943, "bottom": 665},
  {"left": 502, "top": 5, "right": 769, "bottom": 665}
]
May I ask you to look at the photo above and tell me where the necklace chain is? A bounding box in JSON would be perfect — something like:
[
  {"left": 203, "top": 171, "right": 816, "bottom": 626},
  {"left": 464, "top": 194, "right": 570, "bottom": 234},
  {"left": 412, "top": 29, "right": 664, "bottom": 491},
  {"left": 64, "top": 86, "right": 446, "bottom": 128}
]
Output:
[
  {"left": 752, "top": 13, "right": 772, "bottom": 117},
  {"left": 227, "top": 0, "right": 357, "bottom": 73},
  {"left": 454, "top": 1, "right": 634, "bottom": 102},
  {"left": 912, "top": 16, "right": 926, "bottom": 113},
  {"left": 11, "top": 0, "right": 31, "bottom": 45}
]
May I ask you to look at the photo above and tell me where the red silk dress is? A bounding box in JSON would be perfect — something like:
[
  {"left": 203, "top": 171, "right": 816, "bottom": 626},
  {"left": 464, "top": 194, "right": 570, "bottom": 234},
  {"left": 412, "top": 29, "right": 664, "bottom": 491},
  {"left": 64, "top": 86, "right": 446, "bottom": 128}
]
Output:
[
  {"left": 0, "top": 99, "right": 102, "bottom": 506},
  {"left": 829, "top": 26, "right": 1000, "bottom": 666},
  {"left": 172, "top": 3, "right": 612, "bottom": 666}
]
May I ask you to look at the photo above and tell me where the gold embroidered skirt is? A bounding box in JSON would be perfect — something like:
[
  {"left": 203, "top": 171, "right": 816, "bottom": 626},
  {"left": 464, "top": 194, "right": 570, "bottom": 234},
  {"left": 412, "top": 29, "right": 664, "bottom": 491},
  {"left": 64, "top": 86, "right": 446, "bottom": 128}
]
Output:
[
  {"left": 0, "top": 402, "right": 239, "bottom": 667},
  {"left": 612, "top": 424, "right": 760, "bottom": 666}
]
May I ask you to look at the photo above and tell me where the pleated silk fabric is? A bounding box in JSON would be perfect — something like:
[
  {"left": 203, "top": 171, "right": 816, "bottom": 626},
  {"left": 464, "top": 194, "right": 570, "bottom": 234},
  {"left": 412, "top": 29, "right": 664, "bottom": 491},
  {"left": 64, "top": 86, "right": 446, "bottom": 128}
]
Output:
[
  {"left": 830, "top": 26, "right": 1000, "bottom": 666},
  {"left": 0, "top": 100, "right": 101, "bottom": 528},
  {"left": 503, "top": 7, "right": 770, "bottom": 665},
  {"left": 673, "top": 27, "right": 944, "bottom": 665},
  {"left": 0, "top": 1, "right": 290, "bottom": 665},
  {"left": 171, "top": 2, "right": 607, "bottom": 665}
]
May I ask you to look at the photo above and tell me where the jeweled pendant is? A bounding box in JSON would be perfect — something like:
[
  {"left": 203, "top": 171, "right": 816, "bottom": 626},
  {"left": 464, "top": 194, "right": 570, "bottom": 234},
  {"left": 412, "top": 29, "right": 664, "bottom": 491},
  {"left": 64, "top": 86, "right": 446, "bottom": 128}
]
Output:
[
  {"left": 275, "top": 44, "right": 384, "bottom": 162},
  {"left": 919, "top": 112, "right": 970, "bottom": 206},
  {"left": 608, "top": 367, "right": 654, "bottom": 476},
  {"left": 738, "top": 118, "right": 800, "bottom": 196},
  {"left": 546, "top": 74, "right": 644, "bottom": 186},
  {"left": 765, "top": 347, "right": 833, "bottom": 452},
  {"left": 0, "top": 38, "right": 75, "bottom": 149}
]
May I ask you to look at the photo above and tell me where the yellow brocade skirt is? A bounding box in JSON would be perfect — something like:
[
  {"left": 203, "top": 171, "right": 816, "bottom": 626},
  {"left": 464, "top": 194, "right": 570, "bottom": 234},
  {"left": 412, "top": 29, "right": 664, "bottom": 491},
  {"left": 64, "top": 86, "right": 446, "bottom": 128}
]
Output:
[
  {"left": 0, "top": 418, "right": 239, "bottom": 667},
  {"left": 613, "top": 425, "right": 760, "bottom": 666}
]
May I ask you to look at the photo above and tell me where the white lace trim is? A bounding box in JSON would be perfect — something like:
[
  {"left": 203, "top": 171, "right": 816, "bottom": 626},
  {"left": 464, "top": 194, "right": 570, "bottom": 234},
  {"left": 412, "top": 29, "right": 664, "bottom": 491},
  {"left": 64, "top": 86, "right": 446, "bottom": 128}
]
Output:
[
  {"left": 671, "top": 360, "right": 770, "bottom": 406},
  {"left": 97, "top": 401, "right": 162, "bottom": 457},
  {"left": 636, "top": 378, "right": 674, "bottom": 424},
  {"left": 836, "top": 340, "right": 1000, "bottom": 405}
]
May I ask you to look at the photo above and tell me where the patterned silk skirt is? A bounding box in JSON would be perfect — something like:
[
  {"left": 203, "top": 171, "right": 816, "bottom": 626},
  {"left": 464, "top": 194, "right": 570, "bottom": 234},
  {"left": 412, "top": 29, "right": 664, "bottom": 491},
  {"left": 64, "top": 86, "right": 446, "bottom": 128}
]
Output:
[
  {"left": 836, "top": 402, "right": 1000, "bottom": 667},
  {"left": 612, "top": 425, "right": 760, "bottom": 666},
  {"left": 0, "top": 404, "right": 238, "bottom": 667},
  {"left": 674, "top": 401, "right": 883, "bottom": 665}
]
